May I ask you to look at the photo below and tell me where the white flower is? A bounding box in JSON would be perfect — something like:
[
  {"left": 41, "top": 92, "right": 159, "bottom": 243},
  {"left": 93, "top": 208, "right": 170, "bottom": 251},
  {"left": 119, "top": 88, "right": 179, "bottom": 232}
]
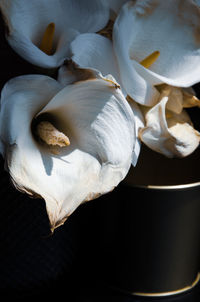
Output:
[
  {"left": 139, "top": 85, "right": 200, "bottom": 157},
  {"left": 113, "top": 0, "right": 200, "bottom": 105},
  {"left": 57, "top": 30, "right": 145, "bottom": 165},
  {"left": 0, "top": 0, "right": 110, "bottom": 69},
  {"left": 0, "top": 64, "right": 135, "bottom": 230},
  {"left": 56, "top": 0, "right": 200, "bottom": 161}
]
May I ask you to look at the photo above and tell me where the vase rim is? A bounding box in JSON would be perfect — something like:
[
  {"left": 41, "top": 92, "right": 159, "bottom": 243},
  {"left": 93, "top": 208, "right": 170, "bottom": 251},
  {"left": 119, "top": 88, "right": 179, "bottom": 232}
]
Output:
[{"left": 126, "top": 181, "right": 200, "bottom": 190}]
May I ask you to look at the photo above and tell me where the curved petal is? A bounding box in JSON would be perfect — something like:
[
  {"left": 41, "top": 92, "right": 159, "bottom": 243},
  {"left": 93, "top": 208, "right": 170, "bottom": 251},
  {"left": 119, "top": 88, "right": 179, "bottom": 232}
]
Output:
[
  {"left": 0, "top": 0, "right": 109, "bottom": 68},
  {"left": 139, "top": 89, "right": 200, "bottom": 158},
  {"left": 39, "top": 73, "right": 135, "bottom": 170},
  {"left": 69, "top": 33, "right": 120, "bottom": 83},
  {"left": 0, "top": 72, "right": 135, "bottom": 230},
  {"left": 0, "top": 74, "right": 62, "bottom": 151},
  {"left": 113, "top": 0, "right": 200, "bottom": 104},
  {"left": 7, "top": 29, "right": 78, "bottom": 69},
  {"left": 113, "top": 3, "right": 160, "bottom": 105}
]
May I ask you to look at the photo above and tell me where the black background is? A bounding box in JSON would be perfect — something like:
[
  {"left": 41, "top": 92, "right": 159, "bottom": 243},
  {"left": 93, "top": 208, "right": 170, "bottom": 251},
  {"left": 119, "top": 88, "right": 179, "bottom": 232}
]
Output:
[{"left": 0, "top": 12, "right": 200, "bottom": 302}]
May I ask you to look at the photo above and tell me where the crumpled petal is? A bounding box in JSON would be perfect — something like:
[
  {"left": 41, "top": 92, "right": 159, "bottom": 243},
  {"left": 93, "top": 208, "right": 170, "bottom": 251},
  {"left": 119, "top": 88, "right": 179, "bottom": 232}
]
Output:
[
  {"left": 0, "top": 0, "right": 109, "bottom": 68},
  {"left": 113, "top": 0, "right": 200, "bottom": 105},
  {"left": 139, "top": 86, "right": 200, "bottom": 158},
  {"left": 0, "top": 69, "right": 135, "bottom": 230},
  {"left": 182, "top": 89, "right": 200, "bottom": 109},
  {"left": 157, "top": 84, "right": 200, "bottom": 114}
]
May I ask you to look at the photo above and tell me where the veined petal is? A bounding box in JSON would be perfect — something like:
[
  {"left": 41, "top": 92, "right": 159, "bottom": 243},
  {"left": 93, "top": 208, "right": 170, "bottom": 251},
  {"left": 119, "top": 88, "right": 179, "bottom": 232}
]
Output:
[
  {"left": 113, "top": 0, "right": 200, "bottom": 104},
  {"left": 39, "top": 72, "right": 135, "bottom": 169},
  {"left": 0, "top": 0, "right": 109, "bottom": 68},
  {"left": 0, "top": 71, "right": 135, "bottom": 230},
  {"left": 139, "top": 89, "right": 200, "bottom": 158}
]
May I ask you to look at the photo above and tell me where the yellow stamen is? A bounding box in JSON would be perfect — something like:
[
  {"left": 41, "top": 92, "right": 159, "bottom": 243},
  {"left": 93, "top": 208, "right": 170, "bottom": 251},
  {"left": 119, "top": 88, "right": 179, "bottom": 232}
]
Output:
[
  {"left": 37, "top": 121, "right": 70, "bottom": 147},
  {"left": 104, "top": 78, "right": 120, "bottom": 89},
  {"left": 40, "top": 23, "right": 55, "bottom": 55},
  {"left": 140, "top": 51, "right": 160, "bottom": 68}
]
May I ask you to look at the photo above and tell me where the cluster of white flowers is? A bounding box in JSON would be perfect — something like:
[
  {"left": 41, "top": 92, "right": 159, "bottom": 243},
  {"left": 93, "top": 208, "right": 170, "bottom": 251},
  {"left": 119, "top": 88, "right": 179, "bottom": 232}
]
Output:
[{"left": 0, "top": 0, "right": 200, "bottom": 230}]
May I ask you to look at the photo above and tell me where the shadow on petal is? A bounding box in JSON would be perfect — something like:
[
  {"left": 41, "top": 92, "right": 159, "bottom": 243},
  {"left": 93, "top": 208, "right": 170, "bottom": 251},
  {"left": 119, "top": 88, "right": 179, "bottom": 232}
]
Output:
[{"left": 40, "top": 151, "right": 53, "bottom": 176}]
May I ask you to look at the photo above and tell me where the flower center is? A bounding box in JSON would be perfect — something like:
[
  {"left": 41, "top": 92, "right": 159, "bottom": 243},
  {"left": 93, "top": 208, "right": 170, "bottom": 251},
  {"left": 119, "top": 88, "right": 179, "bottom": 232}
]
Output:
[
  {"left": 40, "top": 23, "right": 55, "bottom": 55},
  {"left": 36, "top": 121, "right": 70, "bottom": 147},
  {"left": 140, "top": 51, "right": 160, "bottom": 68}
]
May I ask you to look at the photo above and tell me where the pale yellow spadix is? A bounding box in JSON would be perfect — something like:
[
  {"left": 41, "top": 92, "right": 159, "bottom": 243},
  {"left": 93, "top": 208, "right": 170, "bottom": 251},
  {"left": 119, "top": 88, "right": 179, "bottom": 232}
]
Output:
[
  {"left": 37, "top": 121, "right": 70, "bottom": 147},
  {"left": 40, "top": 23, "right": 55, "bottom": 55},
  {"left": 140, "top": 51, "right": 160, "bottom": 68}
]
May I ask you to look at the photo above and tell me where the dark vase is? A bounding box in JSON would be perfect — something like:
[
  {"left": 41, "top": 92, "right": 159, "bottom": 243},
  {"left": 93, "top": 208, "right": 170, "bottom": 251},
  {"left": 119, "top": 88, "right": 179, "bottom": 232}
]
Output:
[{"left": 79, "top": 145, "right": 200, "bottom": 297}]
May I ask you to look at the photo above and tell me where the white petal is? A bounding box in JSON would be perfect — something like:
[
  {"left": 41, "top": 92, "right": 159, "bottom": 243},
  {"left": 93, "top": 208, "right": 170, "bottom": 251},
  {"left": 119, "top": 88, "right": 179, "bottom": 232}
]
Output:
[
  {"left": 39, "top": 74, "right": 135, "bottom": 170},
  {"left": 127, "top": 96, "right": 144, "bottom": 166},
  {"left": 113, "top": 0, "right": 200, "bottom": 104},
  {"left": 8, "top": 29, "right": 78, "bottom": 69},
  {"left": 0, "top": 0, "right": 109, "bottom": 34},
  {"left": 167, "top": 111, "right": 200, "bottom": 157},
  {"left": 0, "top": 72, "right": 135, "bottom": 229},
  {"left": 113, "top": 3, "right": 160, "bottom": 105},
  {"left": 139, "top": 91, "right": 200, "bottom": 158},
  {"left": 69, "top": 33, "right": 120, "bottom": 83},
  {"left": 0, "top": 0, "right": 109, "bottom": 68},
  {"left": 0, "top": 74, "right": 61, "bottom": 151}
]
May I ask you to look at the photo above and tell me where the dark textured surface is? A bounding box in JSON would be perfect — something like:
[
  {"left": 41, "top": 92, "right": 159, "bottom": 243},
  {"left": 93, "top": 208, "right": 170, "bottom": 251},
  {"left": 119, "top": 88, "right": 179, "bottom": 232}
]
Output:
[
  {"left": 0, "top": 16, "right": 81, "bottom": 300},
  {"left": 0, "top": 157, "right": 82, "bottom": 301}
]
